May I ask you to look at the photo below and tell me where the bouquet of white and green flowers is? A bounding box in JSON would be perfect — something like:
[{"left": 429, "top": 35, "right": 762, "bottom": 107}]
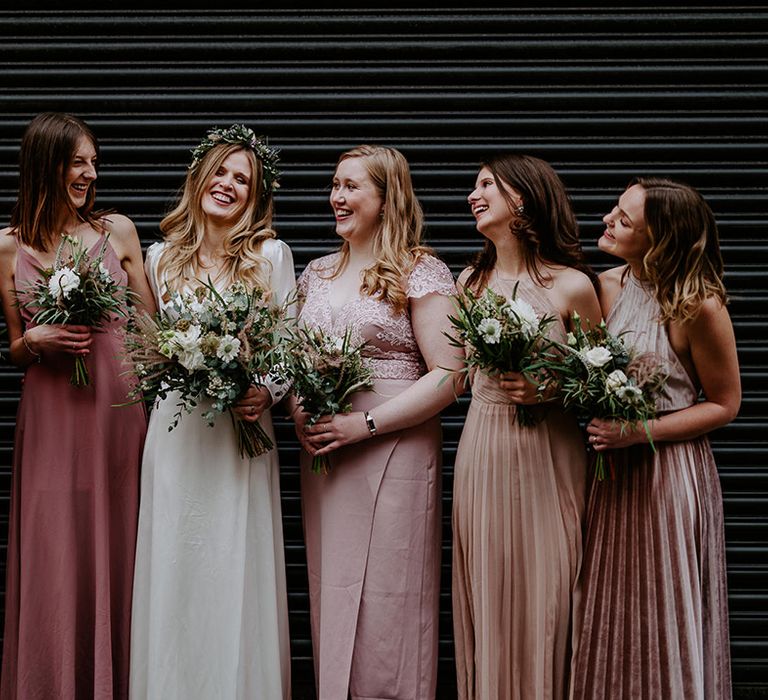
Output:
[
  {"left": 546, "top": 312, "right": 667, "bottom": 479},
  {"left": 16, "top": 234, "right": 133, "bottom": 386},
  {"left": 123, "top": 279, "right": 289, "bottom": 458},
  {"left": 284, "top": 326, "right": 374, "bottom": 474},
  {"left": 444, "top": 284, "right": 557, "bottom": 426}
]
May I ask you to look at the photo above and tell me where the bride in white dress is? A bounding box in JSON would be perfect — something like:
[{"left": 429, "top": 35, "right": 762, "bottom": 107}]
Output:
[{"left": 129, "top": 126, "right": 293, "bottom": 700}]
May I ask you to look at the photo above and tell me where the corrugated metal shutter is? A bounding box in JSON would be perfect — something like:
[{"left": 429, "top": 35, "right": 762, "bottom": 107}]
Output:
[{"left": 0, "top": 8, "right": 765, "bottom": 698}]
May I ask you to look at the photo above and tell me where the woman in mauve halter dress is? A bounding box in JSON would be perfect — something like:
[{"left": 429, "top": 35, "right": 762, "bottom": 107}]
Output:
[
  {"left": 570, "top": 178, "right": 738, "bottom": 700},
  {"left": 291, "top": 145, "right": 463, "bottom": 700},
  {"left": 452, "top": 154, "right": 602, "bottom": 700},
  {"left": 0, "top": 112, "right": 154, "bottom": 699}
]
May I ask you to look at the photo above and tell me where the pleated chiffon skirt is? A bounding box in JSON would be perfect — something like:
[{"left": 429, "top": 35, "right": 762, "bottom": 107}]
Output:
[
  {"left": 570, "top": 437, "right": 731, "bottom": 700},
  {"left": 452, "top": 376, "right": 586, "bottom": 700}
]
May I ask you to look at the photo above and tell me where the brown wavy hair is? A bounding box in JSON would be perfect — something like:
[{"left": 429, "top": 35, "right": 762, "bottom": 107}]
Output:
[
  {"left": 329, "top": 145, "right": 431, "bottom": 313},
  {"left": 465, "top": 153, "right": 597, "bottom": 292},
  {"left": 157, "top": 143, "right": 276, "bottom": 295},
  {"left": 631, "top": 177, "right": 727, "bottom": 323},
  {"left": 10, "top": 112, "right": 103, "bottom": 251}
]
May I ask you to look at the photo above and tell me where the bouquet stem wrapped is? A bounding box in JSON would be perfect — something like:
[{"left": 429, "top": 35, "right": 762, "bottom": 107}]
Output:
[
  {"left": 16, "top": 234, "right": 133, "bottom": 386},
  {"left": 285, "top": 326, "right": 374, "bottom": 474},
  {"left": 444, "top": 284, "right": 556, "bottom": 426},
  {"left": 123, "top": 278, "right": 289, "bottom": 458}
]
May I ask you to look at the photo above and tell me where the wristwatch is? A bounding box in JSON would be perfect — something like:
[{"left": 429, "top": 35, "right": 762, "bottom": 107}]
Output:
[{"left": 364, "top": 411, "right": 378, "bottom": 436}]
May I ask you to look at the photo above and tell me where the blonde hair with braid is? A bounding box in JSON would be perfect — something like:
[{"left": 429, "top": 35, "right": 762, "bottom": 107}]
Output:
[
  {"left": 157, "top": 143, "right": 275, "bottom": 296},
  {"left": 329, "top": 145, "right": 430, "bottom": 313},
  {"left": 633, "top": 177, "right": 727, "bottom": 323}
]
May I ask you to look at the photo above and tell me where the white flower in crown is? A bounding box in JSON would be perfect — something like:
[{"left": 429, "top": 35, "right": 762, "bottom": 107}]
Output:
[
  {"left": 216, "top": 334, "right": 242, "bottom": 363},
  {"left": 605, "top": 369, "right": 628, "bottom": 393},
  {"left": 478, "top": 317, "right": 502, "bottom": 344},
  {"left": 49, "top": 267, "right": 80, "bottom": 299},
  {"left": 584, "top": 346, "right": 613, "bottom": 368}
]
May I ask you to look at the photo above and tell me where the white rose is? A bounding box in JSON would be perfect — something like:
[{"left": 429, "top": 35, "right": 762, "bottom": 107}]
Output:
[
  {"left": 216, "top": 334, "right": 241, "bottom": 363},
  {"left": 478, "top": 317, "right": 502, "bottom": 344},
  {"left": 177, "top": 348, "right": 206, "bottom": 372},
  {"left": 49, "top": 267, "right": 80, "bottom": 299},
  {"left": 172, "top": 325, "right": 202, "bottom": 352},
  {"left": 584, "top": 346, "right": 613, "bottom": 368},
  {"left": 605, "top": 369, "right": 628, "bottom": 393}
]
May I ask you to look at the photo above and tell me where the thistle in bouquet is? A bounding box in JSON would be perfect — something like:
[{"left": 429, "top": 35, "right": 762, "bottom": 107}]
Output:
[
  {"left": 285, "top": 326, "right": 374, "bottom": 474},
  {"left": 124, "top": 278, "right": 289, "bottom": 458},
  {"left": 443, "top": 283, "right": 557, "bottom": 426},
  {"left": 16, "top": 234, "right": 133, "bottom": 386},
  {"left": 547, "top": 312, "right": 667, "bottom": 479}
]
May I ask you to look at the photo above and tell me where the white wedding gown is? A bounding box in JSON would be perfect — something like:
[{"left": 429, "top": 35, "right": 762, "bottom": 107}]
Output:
[{"left": 129, "top": 239, "right": 294, "bottom": 700}]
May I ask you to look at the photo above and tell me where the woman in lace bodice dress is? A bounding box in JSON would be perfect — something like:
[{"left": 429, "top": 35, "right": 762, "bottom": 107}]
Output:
[
  {"left": 291, "top": 145, "right": 463, "bottom": 700},
  {"left": 570, "top": 179, "right": 739, "bottom": 699},
  {"left": 0, "top": 113, "right": 154, "bottom": 699},
  {"left": 451, "top": 154, "right": 602, "bottom": 700},
  {"left": 129, "top": 126, "right": 293, "bottom": 699}
]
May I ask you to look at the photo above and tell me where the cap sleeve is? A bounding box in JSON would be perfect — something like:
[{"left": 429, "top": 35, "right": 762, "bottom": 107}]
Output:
[
  {"left": 406, "top": 254, "right": 456, "bottom": 299},
  {"left": 261, "top": 238, "right": 297, "bottom": 308}
]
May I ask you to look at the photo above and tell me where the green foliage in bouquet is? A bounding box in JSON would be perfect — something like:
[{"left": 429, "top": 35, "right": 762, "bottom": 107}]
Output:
[
  {"left": 284, "top": 326, "right": 374, "bottom": 474},
  {"left": 546, "top": 312, "right": 667, "bottom": 479},
  {"left": 444, "top": 284, "right": 557, "bottom": 426},
  {"left": 16, "top": 234, "right": 134, "bottom": 386},
  {"left": 123, "top": 278, "right": 290, "bottom": 458}
]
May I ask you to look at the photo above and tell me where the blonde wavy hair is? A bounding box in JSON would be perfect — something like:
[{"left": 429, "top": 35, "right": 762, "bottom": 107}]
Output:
[
  {"left": 157, "top": 143, "right": 276, "bottom": 295},
  {"left": 633, "top": 177, "right": 727, "bottom": 323},
  {"left": 329, "top": 145, "right": 430, "bottom": 313}
]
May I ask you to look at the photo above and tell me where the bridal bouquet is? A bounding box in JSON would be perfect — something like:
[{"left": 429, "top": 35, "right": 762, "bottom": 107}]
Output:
[
  {"left": 444, "top": 284, "right": 556, "bottom": 426},
  {"left": 284, "top": 326, "right": 374, "bottom": 474},
  {"left": 124, "top": 279, "right": 288, "bottom": 458},
  {"left": 16, "top": 234, "right": 132, "bottom": 386},
  {"left": 546, "top": 312, "right": 667, "bottom": 479}
]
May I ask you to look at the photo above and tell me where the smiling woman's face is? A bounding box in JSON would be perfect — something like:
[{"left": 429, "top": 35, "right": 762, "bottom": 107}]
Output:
[
  {"left": 201, "top": 149, "right": 252, "bottom": 225},
  {"left": 329, "top": 156, "right": 383, "bottom": 244},
  {"left": 599, "top": 184, "right": 650, "bottom": 263}
]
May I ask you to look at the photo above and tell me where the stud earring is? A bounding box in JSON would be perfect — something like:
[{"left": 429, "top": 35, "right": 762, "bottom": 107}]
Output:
[{"left": 515, "top": 204, "right": 525, "bottom": 216}]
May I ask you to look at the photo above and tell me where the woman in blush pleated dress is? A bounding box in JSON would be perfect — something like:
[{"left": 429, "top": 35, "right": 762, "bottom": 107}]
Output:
[
  {"left": 0, "top": 112, "right": 155, "bottom": 699},
  {"left": 570, "top": 179, "right": 739, "bottom": 700},
  {"left": 452, "top": 154, "right": 602, "bottom": 700},
  {"left": 129, "top": 126, "right": 293, "bottom": 700},
  {"left": 291, "top": 145, "right": 463, "bottom": 700}
]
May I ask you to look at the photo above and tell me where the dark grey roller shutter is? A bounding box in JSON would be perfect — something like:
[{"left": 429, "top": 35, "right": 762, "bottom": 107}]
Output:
[{"left": 0, "top": 8, "right": 765, "bottom": 698}]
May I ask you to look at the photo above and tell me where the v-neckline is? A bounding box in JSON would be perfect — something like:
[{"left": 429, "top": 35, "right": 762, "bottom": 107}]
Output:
[{"left": 17, "top": 233, "right": 107, "bottom": 270}]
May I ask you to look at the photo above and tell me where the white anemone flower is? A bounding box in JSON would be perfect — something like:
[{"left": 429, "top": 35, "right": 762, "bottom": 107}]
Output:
[{"left": 506, "top": 298, "right": 539, "bottom": 335}]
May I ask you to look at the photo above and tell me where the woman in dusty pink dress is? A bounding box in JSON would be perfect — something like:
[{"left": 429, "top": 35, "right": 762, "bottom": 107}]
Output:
[
  {"left": 451, "top": 154, "right": 602, "bottom": 700},
  {"left": 290, "top": 145, "right": 463, "bottom": 700},
  {"left": 0, "top": 113, "right": 155, "bottom": 699},
  {"left": 570, "top": 179, "right": 738, "bottom": 699}
]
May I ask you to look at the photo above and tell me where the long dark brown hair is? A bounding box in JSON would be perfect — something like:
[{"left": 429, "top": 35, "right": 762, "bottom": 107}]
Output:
[
  {"left": 10, "top": 112, "right": 102, "bottom": 251},
  {"left": 465, "top": 153, "right": 597, "bottom": 292},
  {"left": 631, "top": 177, "right": 727, "bottom": 323}
]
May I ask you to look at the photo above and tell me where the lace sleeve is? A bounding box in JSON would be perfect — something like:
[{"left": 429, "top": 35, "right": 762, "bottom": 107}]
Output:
[{"left": 406, "top": 254, "right": 456, "bottom": 299}]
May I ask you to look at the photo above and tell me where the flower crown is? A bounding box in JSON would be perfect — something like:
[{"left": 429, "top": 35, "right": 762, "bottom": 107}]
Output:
[{"left": 189, "top": 124, "right": 281, "bottom": 196}]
